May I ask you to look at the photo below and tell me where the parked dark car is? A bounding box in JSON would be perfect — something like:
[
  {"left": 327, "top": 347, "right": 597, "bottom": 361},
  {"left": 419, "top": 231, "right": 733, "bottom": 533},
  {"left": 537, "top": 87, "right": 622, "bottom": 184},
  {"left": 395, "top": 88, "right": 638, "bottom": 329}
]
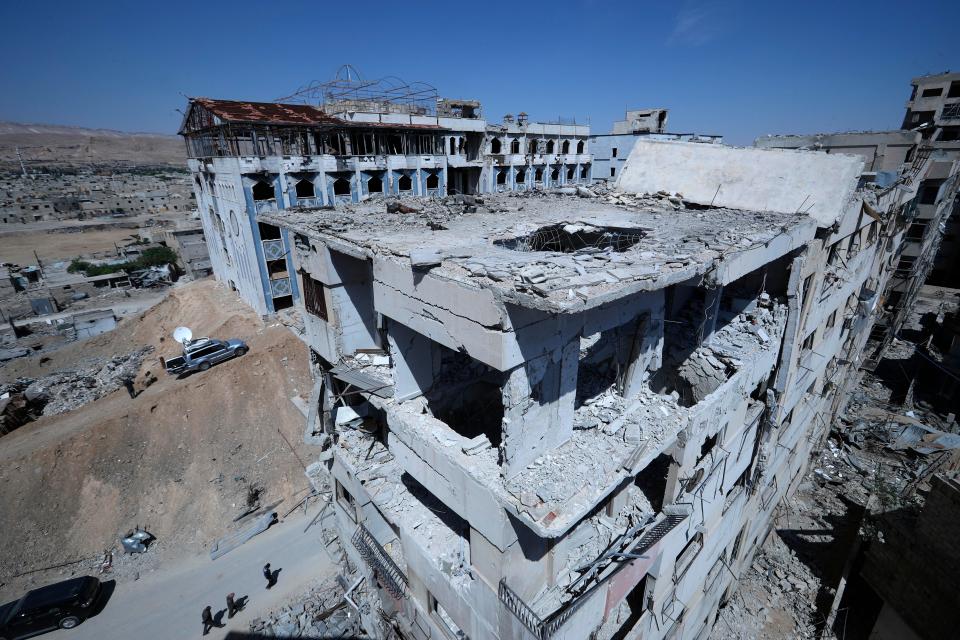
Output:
[
  {"left": 0, "top": 576, "right": 101, "bottom": 639},
  {"left": 162, "top": 337, "right": 248, "bottom": 375}
]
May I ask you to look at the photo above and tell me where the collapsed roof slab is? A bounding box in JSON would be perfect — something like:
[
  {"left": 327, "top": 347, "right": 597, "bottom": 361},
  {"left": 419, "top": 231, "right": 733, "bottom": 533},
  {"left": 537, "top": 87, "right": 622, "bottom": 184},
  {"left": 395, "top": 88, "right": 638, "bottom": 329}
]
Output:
[{"left": 615, "top": 139, "right": 865, "bottom": 228}]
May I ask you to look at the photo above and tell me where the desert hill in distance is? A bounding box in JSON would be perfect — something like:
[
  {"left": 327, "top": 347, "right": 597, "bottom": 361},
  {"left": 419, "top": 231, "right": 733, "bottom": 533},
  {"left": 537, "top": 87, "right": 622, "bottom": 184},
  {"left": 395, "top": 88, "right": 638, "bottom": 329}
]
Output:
[{"left": 0, "top": 121, "right": 186, "bottom": 169}]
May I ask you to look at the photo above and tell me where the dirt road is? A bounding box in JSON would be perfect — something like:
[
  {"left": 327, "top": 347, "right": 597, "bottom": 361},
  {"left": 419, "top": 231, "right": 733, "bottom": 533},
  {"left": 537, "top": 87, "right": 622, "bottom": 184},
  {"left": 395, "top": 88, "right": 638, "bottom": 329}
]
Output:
[{"left": 46, "top": 506, "right": 337, "bottom": 640}]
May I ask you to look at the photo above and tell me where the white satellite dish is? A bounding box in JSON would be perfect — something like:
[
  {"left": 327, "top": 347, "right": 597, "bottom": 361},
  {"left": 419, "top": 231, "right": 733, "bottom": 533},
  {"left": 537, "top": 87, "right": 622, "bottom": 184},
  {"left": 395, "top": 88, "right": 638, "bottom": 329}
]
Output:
[{"left": 172, "top": 326, "right": 193, "bottom": 345}]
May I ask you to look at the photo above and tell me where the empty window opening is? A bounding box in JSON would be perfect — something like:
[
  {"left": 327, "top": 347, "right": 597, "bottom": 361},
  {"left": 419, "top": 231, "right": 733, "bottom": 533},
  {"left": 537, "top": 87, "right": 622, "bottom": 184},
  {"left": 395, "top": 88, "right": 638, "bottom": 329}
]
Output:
[
  {"left": 516, "top": 168, "right": 526, "bottom": 184},
  {"left": 529, "top": 139, "right": 538, "bottom": 154},
  {"left": 546, "top": 140, "right": 555, "bottom": 154},
  {"left": 918, "top": 179, "right": 943, "bottom": 205},
  {"left": 610, "top": 167, "right": 616, "bottom": 177},
  {"left": 494, "top": 223, "right": 645, "bottom": 253},
  {"left": 258, "top": 221, "right": 282, "bottom": 240},
  {"left": 398, "top": 174, "right": 413, "bottom": 192},
  {"left": 577, "top": 140, "right": 585, "bottom": 154},
  {"left": 566, "top": 167, "right": 575, "bottom": 180},
  {"left": 949, "top": 82, "right": 960, "bottom": 98},
  {"left": 490, "top": 138, "right": 502, "bottom": 154},
  {"left": 581, "top": 165, "right": 589, "bottom": 179},
  {"left": 430, "top": 592, "right": 469, "bottom": 640},
  {"left": 550, "top": 167, "right": 560, "bottom": 181},
  {"left": 510, "top": 139, "right": 520, "bottom": 154},
  {"left": 496, "top": 170, "right": 507, "bottom": 185},
  {"left": 534, "top": 167, "right": 544, "bottom": 182},
  {"left": 368, "top": 175, "right": 384, "bottom": 194},
  {"left": 449, "top": 137, "right": 456, "bottom": 155},
  {"left": 252, "top": 181, "right": 274, "bottom": 201},
  {"left": 333, "top": 177, "right": 351, "bottom": 196},
  {"left": 921, "top": 87, "right": 944, "bottom": 98},
  {"left": 295, "top": 179, "right": 315, "bottom": 198},
  {"left": 301, "top": 272, "right": 328, "bottom": 321},
  {"left": 697, "top": 432, "right": 719, "bottom": 464},
  {"left": 267, "top": 258, "right": 287, "bottom": 278},
  {"left": 612, "top": 147, "right": 618, "bottom": 158},
  {"left": 423, "top": 346, "right": 505, "bottom": 448},
  {"left": 272, "top": 295, "right": 293, "bottom": 311},
  {"left": 335, "top": 480, "right": 356, "bottom": 520},
  {"left": 426, "top": 173, "right": 440, "bottom": 190},
  {"left": 561, "top": 140, "right": 570, "bottom": 154},
  {"left": 610, "top": 575, "right": 649, "bottom": 640},
  {"left": 634, "top": 453, "right": 671, "bottom": 513}
]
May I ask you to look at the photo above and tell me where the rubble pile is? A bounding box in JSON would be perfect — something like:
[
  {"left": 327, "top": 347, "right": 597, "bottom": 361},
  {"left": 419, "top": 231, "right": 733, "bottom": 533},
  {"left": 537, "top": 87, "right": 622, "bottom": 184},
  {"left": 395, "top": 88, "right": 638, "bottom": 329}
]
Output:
[
  {"left": 249, "top": 574, "right": 362, "bottom": 638},
  {"left": 714, "top": 532, "right": 822, "bottom": 640},
  {"left": 9, "top": 345, "right": 153, "bottom": 418}
]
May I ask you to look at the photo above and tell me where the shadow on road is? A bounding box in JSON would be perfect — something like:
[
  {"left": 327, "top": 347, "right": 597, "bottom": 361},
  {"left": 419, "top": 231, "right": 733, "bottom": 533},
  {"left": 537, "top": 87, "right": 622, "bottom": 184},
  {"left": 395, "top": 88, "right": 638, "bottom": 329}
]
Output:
[
  {"left": 224, "top": 634, "right": 363, "bottom": 640},
  {"left": 87, "top": 579, "right": 117, "bottom": 619}
]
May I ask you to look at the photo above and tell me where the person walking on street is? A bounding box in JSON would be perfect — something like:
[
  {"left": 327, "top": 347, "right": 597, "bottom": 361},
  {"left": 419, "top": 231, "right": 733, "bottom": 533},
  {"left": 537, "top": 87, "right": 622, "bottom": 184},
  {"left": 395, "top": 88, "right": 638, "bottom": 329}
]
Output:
[
  {"left": 226, "top": 592, "right": 237, "bottom": 619},
  {"left": 263, "top": 563, "right": 274, "bottom": 589},
  {"left": 201, "top": 605, "right": 214, "bottom": 635}
]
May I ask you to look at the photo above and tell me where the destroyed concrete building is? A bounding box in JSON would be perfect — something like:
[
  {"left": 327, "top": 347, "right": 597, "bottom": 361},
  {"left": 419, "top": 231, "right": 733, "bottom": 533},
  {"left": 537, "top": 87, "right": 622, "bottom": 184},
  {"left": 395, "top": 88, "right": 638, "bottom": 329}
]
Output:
[
  {"left": 755, "top": 74, "right": 960, "bottom": 357},
  {"left": 179, "top": 73, "right": 593, "bottom": 315},
  {"left": 256, "top": 134, "right": 923, "bottom": 639}
]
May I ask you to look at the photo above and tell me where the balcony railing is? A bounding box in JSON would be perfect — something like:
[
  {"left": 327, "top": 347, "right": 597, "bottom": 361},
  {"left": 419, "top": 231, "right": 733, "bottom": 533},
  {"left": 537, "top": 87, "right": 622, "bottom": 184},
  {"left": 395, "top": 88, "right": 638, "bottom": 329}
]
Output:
[
  {"left": 270, "top": 277, "right": 291, "bottom": 298},
  {"left": 262, "top": 239, "right": 285, "bottom": 261},
  {"left": 352, "top": 524, "right": 408, "bottom": 600},
  {"left": 254, "top": 199, "right": 277, "bottom": 213},
  {"left": 500, "top": 508, "right": 690, "bottom": 639},
  {"left": 294, "top": 197, "right": 321, "bottom": 208}
]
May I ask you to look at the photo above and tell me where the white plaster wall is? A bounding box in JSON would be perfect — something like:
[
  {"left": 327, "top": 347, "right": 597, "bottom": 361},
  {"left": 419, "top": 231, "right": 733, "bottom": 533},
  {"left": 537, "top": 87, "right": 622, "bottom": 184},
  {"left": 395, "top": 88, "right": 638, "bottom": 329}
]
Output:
[{"left": 617, "top": 140, "right": 864, "bottom": 227}]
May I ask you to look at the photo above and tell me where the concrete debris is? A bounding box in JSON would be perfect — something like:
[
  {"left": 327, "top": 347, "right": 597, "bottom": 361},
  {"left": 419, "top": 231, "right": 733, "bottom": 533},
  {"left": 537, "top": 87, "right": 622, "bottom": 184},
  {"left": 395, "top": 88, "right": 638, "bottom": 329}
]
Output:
[{"left": 248, "top": 574, "right": 363, "bottom": 638}]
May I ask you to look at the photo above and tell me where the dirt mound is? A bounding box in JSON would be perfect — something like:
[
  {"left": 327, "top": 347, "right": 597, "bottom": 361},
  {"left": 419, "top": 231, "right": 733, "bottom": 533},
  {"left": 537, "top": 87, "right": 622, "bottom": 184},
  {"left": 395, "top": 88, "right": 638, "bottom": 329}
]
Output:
[{"left": 0, "top": 281, "right": 314, "bottom": 598}]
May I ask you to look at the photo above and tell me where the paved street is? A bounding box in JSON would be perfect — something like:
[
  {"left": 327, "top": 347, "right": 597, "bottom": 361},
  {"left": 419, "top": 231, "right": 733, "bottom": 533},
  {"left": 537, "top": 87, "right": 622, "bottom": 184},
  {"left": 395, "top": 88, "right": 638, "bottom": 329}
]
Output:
[{"left": 48, "top": 507, "right": 336, "bottom": 640}]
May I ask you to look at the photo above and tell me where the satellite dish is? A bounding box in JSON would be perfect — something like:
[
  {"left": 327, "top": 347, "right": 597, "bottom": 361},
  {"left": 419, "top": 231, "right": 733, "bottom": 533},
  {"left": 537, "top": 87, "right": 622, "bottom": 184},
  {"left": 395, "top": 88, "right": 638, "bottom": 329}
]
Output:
[{"left": 172, "top": 326, "right": 193, "bottom": 344}]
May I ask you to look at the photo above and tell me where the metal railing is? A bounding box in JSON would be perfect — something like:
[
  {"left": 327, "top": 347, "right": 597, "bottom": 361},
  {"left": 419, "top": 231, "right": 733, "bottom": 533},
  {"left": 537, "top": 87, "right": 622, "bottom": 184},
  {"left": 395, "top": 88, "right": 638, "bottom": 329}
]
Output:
[
  {"left": 499, "top": 509, "right": 690, "bottom": 639},
  {"left": 351, "top": 524, "right": 408, "bottom": 600}
]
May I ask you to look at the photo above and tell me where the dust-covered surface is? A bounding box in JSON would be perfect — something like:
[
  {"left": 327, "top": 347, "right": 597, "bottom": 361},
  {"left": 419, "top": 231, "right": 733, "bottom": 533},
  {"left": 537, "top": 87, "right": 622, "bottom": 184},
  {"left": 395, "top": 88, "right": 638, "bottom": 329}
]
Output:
[
  {"left": 0, "top": 280, "right": 314, "bottom": 601},
  {"left": 716, "top": 337, "right": 960, "bottom": 640}
]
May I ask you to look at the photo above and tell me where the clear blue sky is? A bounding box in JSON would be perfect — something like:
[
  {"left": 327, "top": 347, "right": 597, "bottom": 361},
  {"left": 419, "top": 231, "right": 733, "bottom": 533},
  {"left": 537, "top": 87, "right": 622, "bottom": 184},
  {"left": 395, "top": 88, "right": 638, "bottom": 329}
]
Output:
[{"left": 0, "top": 0, "right": 957, "bottom": 145}]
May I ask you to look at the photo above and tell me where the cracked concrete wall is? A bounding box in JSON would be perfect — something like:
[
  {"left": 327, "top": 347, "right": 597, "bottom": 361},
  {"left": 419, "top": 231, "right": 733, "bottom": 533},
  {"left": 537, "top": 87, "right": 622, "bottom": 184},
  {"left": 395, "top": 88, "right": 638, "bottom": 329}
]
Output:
[{"left": 617, "top": 139, "right": 864, "bottom": 228}]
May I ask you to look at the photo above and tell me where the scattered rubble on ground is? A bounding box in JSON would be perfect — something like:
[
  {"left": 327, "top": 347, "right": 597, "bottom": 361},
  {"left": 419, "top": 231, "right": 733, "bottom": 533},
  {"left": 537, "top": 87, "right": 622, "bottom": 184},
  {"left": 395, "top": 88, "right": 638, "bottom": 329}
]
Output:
[{"left": 248, "top": 574, "right": 363, "bottom": 638}]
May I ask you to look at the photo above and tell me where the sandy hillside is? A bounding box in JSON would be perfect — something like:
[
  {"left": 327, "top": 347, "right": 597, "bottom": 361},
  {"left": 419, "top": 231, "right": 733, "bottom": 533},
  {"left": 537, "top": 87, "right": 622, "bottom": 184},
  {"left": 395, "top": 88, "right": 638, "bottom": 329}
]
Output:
[{"left": 0, "top": 280, "right": 314, "bottom": 597}]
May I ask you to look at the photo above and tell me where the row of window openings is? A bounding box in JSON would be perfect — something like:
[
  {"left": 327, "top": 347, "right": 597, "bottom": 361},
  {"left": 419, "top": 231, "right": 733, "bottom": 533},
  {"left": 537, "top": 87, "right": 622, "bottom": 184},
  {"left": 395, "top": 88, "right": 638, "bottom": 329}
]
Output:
[
  {"left": 496, "top": 165, "right": 588, "bottom": 184},
  {"left": 490, "top": 138, "right": 585, "bottom": 155},
  {"left": 251, "top": 174, "right": 436, "bottom": 201},
  {"left": 912, "top": 81, "right": 960, "bottom": 99}
]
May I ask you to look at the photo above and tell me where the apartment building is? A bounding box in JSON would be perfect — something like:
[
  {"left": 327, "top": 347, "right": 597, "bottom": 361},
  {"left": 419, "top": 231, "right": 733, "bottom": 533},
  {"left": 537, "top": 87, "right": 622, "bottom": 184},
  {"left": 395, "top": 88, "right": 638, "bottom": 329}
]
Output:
[
  {"left": 756, "top": 72, "right": 960, "bottom": 355},
  {"left": 261, "top": 137, "right": 917, "bottom": 639},
  {"left": 589, "top": 109, "right": 721, "bottom": 183},
  {"left": 179, "top": 77, "right": 592, "bottom": 316}
]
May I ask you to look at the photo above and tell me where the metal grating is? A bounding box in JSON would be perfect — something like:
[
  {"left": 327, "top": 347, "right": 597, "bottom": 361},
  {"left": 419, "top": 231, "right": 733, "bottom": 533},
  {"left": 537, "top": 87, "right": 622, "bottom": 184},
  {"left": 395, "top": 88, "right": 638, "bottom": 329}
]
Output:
[
  {"left": 500, "top": 510, "right": 689, "bottom": 639},
  {"left": 352, "top": 524, "right": 408, "bottom": 600}
]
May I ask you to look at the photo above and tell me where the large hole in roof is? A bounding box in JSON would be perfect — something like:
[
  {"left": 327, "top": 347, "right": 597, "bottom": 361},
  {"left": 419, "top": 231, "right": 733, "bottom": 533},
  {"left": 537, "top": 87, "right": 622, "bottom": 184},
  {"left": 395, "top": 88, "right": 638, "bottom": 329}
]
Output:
[{"left": 494, "top": 223, "right": 646, "bottom": 253}]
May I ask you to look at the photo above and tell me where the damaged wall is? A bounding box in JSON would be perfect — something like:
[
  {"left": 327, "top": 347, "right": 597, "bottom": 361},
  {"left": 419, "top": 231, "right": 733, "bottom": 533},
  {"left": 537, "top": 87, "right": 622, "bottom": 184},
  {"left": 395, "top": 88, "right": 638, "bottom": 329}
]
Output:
[{"left": 616, "top": 139, "right": 864, "bottom": 227}]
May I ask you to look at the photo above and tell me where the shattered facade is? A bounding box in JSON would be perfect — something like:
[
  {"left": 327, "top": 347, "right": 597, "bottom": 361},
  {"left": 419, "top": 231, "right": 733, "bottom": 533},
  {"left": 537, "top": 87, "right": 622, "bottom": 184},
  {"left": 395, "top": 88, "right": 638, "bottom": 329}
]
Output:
[
  {"left": 259, "top": 135, "right": 922, "bottom": 639},
  {"left": 756, "top": 74, "right": 960, "bottom": 361},
  {"left": 179, "top": 94, "right": 592, "bottom": 315}
]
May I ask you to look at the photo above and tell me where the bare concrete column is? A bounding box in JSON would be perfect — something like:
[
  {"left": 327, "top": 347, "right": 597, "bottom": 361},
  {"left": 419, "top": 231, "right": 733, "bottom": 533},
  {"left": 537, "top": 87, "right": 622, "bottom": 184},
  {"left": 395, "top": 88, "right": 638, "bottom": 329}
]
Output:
[
  {"left": 501, "top": 339, "right": 578, "bottom": 478},
  {"left": 702, "top": 286, "right": 723, "bottom": 345},
  {"left": 621, "top": 313, "right": 664, "bottom": 399},
  {"left": 387, "top": 321, "right": 438, "bottom": 402}
]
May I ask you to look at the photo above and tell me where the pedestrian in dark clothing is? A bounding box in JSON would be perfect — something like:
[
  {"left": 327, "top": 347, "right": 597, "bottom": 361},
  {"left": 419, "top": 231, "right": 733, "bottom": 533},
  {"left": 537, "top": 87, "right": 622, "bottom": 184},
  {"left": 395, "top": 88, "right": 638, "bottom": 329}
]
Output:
[
  {"left": 263, "top": 563, "right": 274, "bottom": 589},
  {"left": 226, "top": 592, "right": 237, "bottom": 619},
  {"left": 201, "top": 606, "right": 214, "bottom": 635}
]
